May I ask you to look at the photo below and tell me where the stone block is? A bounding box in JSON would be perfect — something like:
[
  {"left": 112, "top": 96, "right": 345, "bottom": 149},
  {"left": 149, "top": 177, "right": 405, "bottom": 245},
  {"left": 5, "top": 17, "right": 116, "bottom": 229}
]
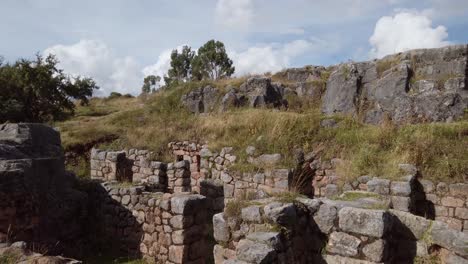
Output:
[
  {"left": 171, "top": 194, "right": 206, "bottom": 215},
  {"left": 362, "top": 239, "right": 386, "bottom": 262},
  {"left": 241, "top": 206, "right": 262, "bottom": 223},
  {"left": 246, "top": 232, "right": 283, "bottom": 250},
  {"left": 327, "top": 232, "right": 361, "bottom": 257},
  {"left": 313, "top": 203, "right": 338, "bottom": 234},
  {"left": 213, "top": 213, "right": 230, "bottom": 242},
  {"left": 449, "top": 183, "right": 468, "bottom": 198},
  {"left": 168, "top": 245, "right": 187, "bottom": 263},
  {"left": 441, "top": 197, "right": 465, "bottom": 207},
  {"left": 390, "top": 181, "right": 411, "bottom": 196},
  {"left": 391, "top": 196, "right": 410, "bottom": 212},
  {"left": 263, "top": 202, "right": 296, "bottom": 226},
  {"left": 339, "top": 207, "right": 391, "bottom": 238},
  {"left": 236, "top": 239, "right": 276, "bottom": 264},
  {"left": 430, "top": 221, "right": 468, "bottom": 258},
  {"left": 367, "top": 178, "right": 390, "bottom": 195},
  {"left": 456, "top": 208, "right": 468, "bottom": 220}
]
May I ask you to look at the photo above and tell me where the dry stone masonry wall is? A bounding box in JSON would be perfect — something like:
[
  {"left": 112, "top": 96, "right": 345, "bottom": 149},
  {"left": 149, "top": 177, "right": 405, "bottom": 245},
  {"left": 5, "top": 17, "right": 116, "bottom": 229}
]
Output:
[
  {"left": 310, "top": 160, "right": 468, "bottom": 233},
  {"left": 213, "top": 197, "right": 468, "bottom": 264},
  {"left": 88, "top": 183, "right": 211, "bottom": 263}
]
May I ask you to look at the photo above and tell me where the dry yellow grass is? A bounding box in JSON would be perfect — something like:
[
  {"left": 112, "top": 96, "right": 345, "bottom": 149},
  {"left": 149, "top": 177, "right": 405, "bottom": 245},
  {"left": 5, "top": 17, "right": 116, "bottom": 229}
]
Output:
[{"left": 56, "top": 81, "right": 468, "bottom": 183}]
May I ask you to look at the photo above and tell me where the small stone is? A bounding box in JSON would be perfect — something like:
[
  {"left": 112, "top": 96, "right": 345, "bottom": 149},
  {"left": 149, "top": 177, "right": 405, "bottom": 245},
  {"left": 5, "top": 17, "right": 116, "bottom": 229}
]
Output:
[
  {"left": 327, "top": 232, "right": 361, "bottom": 257},
  {"left": 246, "top": 146, "right": 256, "bottom": 156}
]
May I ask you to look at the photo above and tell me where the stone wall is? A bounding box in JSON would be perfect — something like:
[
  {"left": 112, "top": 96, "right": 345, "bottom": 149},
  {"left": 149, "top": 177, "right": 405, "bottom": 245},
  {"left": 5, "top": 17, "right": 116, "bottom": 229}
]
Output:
[
  {"left": 213, "top": 196, "right": 468, "bottom": 264},
  {"left": 0, "top": 124, "right": 87, "bottom": 254},
  {"left": 93, "top": 143, "right": 293, "bottom": 202},
  {"left": 311, "top": 160, "right": 468, "bottom": 233},
  {"left": 89, "top": 182, "right": 212, "bottom": 263}
]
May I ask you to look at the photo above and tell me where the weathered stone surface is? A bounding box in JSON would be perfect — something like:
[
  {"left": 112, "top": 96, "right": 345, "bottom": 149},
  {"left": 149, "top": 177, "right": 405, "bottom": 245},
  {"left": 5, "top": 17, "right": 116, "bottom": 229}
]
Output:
[
  {"left": 430, "top": 221, "right": 468, "bottom": 257},
  {"left": 339, "top": 207, "right": 391, "bottom": 238},
  {"left": 263, "top": 202, "right": 296, "bottom": 226},
  {"left": 327, "top": 232, "right": 361, "bottom": 257},
  {"left": 322, "top": 45, "right": 468, "bottom": 124},
  {"left": 213, "top": 213, "right": 230, "bottom": 242},
  {"left": 171, "top": 194, "right": 206, "bottom": 215},
  {"left": 362, "top": 239, "right": 386, "bottom": 262},
  {"left": 391, "top": 196, "right": 410, "bottom": 212},
  {"left": 389, "top": 210, "right": 431, "bottom": 240},
  {"left": 254, "top": 154, "right": 282, "bottom": 167},
  {"left": 181, "top": 85, "right": 220, "bottom": 114},
  {"left": 390, "top": 181, "right": 411, "bottom": 196},
  {"left": 324, "top": 254, "right": 377, "bottom": 264},
  {"left": 367, "top": 178, "right": 390, "bottom": 195},
  {"left": 241, "top": 206, "right": 262, "bottom": 223},
  {"left": 246, "top": 232, "right": 283, "bottom": 250},
  {"left": 313, "top": 203, "right": 337, "bottom": 234},
  {"left": 322, "top": 63, "right": 361, "bottom": 116},
  {"left": 239, "top": 77, "right": 285, "bottom": 108},
  {"left": 236, "top": 239, "right": 276, "bottom": 264}
]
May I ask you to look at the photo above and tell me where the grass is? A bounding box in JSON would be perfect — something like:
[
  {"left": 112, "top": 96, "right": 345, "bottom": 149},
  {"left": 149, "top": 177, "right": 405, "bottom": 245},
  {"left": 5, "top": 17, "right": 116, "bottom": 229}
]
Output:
[
  {"left": 331, "top": 191, "right": 381, "bottom": 201},
  {"left": 0, "top": 251, "right": 21, "bottom": 264},
  {"left": 376, "top": 56, "right": 401, "bottom": 78},
  {"left": 56, "top": 79, "right": 468, "bottom": 183},
  {"left": 272, "top": 191, "right": 306, "bottom": 203}
]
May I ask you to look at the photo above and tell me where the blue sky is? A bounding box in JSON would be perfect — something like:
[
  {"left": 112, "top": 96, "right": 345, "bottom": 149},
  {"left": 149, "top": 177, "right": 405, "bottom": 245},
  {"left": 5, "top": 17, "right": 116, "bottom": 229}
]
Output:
[{"left": 1, "top": 0, "right": 468, "bottom": 95}]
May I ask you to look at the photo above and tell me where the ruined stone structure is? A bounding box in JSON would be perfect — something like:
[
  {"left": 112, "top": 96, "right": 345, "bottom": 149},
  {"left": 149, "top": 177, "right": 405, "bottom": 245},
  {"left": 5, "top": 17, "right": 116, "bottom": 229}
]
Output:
[
  {"left": 213, "top": 197, "right": 468, "bottom": 263},
  {"left": 0, "top": 123, "right": 87, "bottom": 253},
  {"left": 88, "top": 183, "right": 211, "bottom": 263},
  {"left": 310, "top": 159, "right": 468, "bottom": 233}
]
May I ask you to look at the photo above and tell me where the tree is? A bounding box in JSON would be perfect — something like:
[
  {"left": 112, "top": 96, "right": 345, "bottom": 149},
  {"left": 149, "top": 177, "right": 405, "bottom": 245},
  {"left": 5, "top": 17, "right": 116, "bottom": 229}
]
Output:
[
  {"left": 0, "top": 54, "right": 98, "bottom": 123},
  {"left": 166, "top": 46, "right": 195, "bottom": 84},
  {"left": 192, "top": 40, "right": 235, "bottom": 80},
  {"left": 141, "top": 75, "right": 161, "bottom": 93}
]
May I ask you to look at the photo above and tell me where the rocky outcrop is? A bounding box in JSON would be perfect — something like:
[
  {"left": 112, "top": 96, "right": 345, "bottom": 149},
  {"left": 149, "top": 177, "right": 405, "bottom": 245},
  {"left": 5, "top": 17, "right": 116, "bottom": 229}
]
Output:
[
  {"left": 181, "top": 45, "right": 468, "bottom": 124},
  {"left": 0, "top": 124, "right": 88, "bottom": 253},
  {"left": 322, "top": 45, "right": 468, "bottom": 124},
  {"left": 181, "top": 85, "right": 220, "bottom": 114}
]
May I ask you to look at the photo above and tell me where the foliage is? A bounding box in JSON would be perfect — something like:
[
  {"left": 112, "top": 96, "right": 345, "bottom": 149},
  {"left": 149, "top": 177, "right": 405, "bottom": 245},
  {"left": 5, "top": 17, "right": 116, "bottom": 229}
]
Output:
[
  {"left": 141, "top": 75, "right": 161, "bottom": 94},
  {"left": 0, "top": 54, "right": 98, "bottom": 122},
  {"left": 191, "top": 40, "right": 235, "bottom": 80},
  {"left": 165, "top": 46, "right": 195, "bottom": 85}
]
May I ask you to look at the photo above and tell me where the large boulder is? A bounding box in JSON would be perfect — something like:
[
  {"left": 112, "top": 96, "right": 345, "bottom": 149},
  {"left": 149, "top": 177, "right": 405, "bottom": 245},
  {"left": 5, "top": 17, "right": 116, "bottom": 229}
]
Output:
[
  {"left": 239, "top": 77, "right": 286, "bottom": 108},
  {"left": 181, "top": 85, "right": 220, "bottom": 114},
  {"left": 322, "top": 45, "right": 468, "bottom": 124}
]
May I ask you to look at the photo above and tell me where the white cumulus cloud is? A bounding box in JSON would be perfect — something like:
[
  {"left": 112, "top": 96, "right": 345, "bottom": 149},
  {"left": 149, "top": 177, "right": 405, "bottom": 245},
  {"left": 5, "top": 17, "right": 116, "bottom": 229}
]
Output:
[
  {"left": 142, "top": 45, "right": 188, "bottom": 85},
  {"left": 44, "top": 39, "right": 142, "bottom": 96},
  {"left": 369, "top": 11, "right": 450, "bottom": 58},
  {"left": 215, "top": 0, "right": 253, "bottom": 31},
  {"left": 230, "top": 38, "right": 331, "bottom": 76}
]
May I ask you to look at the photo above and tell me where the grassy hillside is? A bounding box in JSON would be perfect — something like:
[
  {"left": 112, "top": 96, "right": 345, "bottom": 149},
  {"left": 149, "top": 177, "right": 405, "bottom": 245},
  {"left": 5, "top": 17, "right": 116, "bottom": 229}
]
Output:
[{"left": 56, "top": 79, "right": 468, "bottom": 183}]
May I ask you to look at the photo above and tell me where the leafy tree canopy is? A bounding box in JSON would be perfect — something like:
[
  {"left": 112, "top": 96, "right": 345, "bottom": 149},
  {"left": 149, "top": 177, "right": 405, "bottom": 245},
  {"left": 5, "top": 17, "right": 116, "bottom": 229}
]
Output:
[
  {"left": 0, "top": 54, "right": 98, "bottom": 123},
  {"left": 192, "top": 40, "right": 235, "bottom": 80},
  {"left": 141, "top": 75, "right": 161, "bottom": 94},
  {"left": 166, "top": 46, "right": 195, "bottom": 85}
]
